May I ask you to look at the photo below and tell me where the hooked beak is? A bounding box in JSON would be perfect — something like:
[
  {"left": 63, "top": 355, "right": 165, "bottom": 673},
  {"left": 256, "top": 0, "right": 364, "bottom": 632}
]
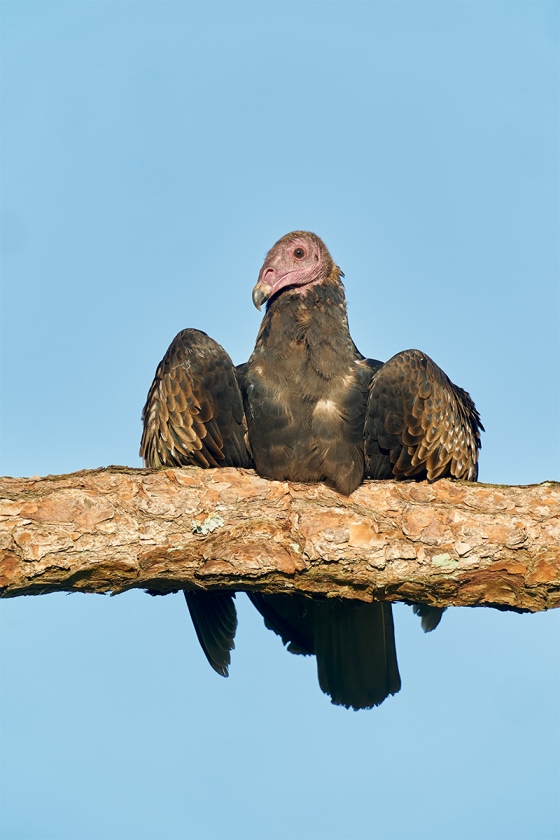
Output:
[
  {"left": 252, "top": 265, "right": 277, "bottom": 310},
  {"left": 252, "top": 282, "right": 268, "bottom": 310}
]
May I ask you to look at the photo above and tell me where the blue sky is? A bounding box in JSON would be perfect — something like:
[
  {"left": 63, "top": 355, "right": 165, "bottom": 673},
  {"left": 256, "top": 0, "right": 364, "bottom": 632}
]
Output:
[{"left": 1, "top": 3, "right": 559, "bottom": 839}]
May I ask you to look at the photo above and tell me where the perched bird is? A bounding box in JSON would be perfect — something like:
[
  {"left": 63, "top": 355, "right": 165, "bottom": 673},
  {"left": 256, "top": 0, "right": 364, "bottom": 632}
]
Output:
[{"left": 140, "top": 231, "right": 483, "bottom": 709}]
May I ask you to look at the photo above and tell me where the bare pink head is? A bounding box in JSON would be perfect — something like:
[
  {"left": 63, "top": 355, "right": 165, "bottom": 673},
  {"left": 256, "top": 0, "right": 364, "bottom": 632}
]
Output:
[{"left": 252, "top": 231, "right": 337, "bottom": 310}]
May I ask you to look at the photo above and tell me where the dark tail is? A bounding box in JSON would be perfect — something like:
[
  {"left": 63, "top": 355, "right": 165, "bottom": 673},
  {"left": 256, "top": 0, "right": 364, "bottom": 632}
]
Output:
[
  {"left": 249, "top": 593, "right": 401, "bottom": 709},
  {"left": 314, "top": 600, "right": 401, "bottom": 709}
]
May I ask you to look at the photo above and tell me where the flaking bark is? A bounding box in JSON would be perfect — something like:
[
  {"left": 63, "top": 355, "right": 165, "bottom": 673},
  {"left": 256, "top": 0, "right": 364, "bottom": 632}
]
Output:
[{"left": 0, "top": 466, "right": 558, "bottom": 612}]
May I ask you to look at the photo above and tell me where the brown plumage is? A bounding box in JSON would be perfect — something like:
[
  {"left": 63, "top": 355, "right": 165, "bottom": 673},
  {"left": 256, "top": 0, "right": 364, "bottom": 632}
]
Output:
[
  {"left": 365, "top": 350, "right": 481, "bottom": 482},
  {"left": 140, "top": 329, "right": 252, "bottom": 471},
  {"left": 140, "top": 231, "right": 483, "bottom": 708},
  {"left": 140, "top": 329, "right": 252, "bottom": 677}
]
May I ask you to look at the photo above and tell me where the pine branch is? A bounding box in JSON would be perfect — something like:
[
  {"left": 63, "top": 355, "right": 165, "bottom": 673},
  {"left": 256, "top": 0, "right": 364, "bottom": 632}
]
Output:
[{"left": 0, "top": 467, "right": 558, "bottom": 613}]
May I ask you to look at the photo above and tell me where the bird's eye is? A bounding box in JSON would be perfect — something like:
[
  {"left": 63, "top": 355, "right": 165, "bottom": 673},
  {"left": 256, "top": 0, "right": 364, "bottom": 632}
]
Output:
[{"left": 294, "top": 248, "right": 305, "bottom": 259}]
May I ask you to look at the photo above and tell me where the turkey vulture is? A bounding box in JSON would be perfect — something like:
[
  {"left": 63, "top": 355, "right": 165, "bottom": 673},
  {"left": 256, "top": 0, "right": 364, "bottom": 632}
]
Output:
[{"left": 140, "top": 231, "right": 483, "bottom": 709}]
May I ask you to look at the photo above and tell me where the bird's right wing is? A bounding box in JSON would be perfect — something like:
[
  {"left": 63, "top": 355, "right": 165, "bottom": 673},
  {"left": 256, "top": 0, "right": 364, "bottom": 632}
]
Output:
[
  {"left": 183, "top": 590, "right": 238, "bottom": 677},
  {"left": 140, "top": 328, "right": 252, "bottom": 677},
  {"left": 140, "top": 328, "right": 252, "bottom": 470}
]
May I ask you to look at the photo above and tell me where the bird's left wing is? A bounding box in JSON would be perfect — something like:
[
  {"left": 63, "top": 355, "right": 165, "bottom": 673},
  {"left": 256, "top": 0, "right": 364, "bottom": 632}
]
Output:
[
  {"left": 364, "top": 349, "right": 483, "bottom": 634},
  {"left": 364, "top": 349, "right": 483, "bottom": 482}
]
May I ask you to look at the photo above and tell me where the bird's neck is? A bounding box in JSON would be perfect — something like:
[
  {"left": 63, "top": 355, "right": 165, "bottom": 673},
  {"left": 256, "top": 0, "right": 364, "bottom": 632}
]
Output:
[{"left": 253, "top": 272, "right": 356, "bottom": 373}]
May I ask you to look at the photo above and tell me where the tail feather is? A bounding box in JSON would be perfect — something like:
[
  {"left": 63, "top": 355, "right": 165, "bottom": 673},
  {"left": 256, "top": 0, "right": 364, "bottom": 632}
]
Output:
[
  {"left": 250, "top": 593, "right": 401, "bottom": 709},
  {"left": 314, "top": 600, "right": 401, "bottom": 709}
]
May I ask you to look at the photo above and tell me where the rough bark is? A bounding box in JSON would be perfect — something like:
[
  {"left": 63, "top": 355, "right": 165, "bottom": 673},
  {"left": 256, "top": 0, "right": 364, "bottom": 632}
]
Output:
[{"left": 0, "top": 467, "right": 558, "bottom": 613}]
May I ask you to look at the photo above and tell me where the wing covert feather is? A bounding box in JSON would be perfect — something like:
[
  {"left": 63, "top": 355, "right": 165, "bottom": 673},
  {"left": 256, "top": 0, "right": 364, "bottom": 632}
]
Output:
[
  {"left": 140, "top": 329, "right": 252, "bottom": 470},
  {"left": 365, "top": 349, "right": 483, "bottom": 481}
]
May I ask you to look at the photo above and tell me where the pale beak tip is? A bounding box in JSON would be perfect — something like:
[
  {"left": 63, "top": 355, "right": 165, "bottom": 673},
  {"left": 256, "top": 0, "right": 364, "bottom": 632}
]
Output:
[{"left": 252, "top": 285, "right": 267, "bottom": 310}]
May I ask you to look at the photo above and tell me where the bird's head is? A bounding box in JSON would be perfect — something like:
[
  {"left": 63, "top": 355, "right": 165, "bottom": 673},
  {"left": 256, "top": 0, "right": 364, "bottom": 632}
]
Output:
[{"left": 252, "top": 231, "right": 341, "bottom": 310}]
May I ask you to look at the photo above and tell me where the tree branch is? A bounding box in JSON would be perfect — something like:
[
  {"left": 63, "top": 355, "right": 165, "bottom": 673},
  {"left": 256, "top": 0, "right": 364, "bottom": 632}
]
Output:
[{"left": 0, "top": 467, "right": 558, "bottom": 612}]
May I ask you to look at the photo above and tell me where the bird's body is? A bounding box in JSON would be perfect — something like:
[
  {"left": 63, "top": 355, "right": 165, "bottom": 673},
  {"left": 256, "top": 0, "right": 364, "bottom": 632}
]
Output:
[
  {"left": 240, "top": 272, "right": 378, "bottom": 496},
  {"left": 140, "top": 231, "right": 483, "bottom": 709}
]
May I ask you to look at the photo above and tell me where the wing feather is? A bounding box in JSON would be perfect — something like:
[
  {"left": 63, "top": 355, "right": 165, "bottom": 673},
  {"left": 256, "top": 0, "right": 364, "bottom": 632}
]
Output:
[
  {"left": 365, "top": 349, "right": 482, "bottom": 634},
  {"left": 183, "top": 591, "right": 238, "bottom": 676},
  {"left": 140, "top": 328, "right": 253, "bottom": 679},
  {"left": 140, "top": 328, "right": 253, "bottom": 470},
  {"left": 365, "top": 349, "right": 483, "bottom": 482},
  {"left": 247, "top": 593, "right": 315, "bottom": 656}
]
